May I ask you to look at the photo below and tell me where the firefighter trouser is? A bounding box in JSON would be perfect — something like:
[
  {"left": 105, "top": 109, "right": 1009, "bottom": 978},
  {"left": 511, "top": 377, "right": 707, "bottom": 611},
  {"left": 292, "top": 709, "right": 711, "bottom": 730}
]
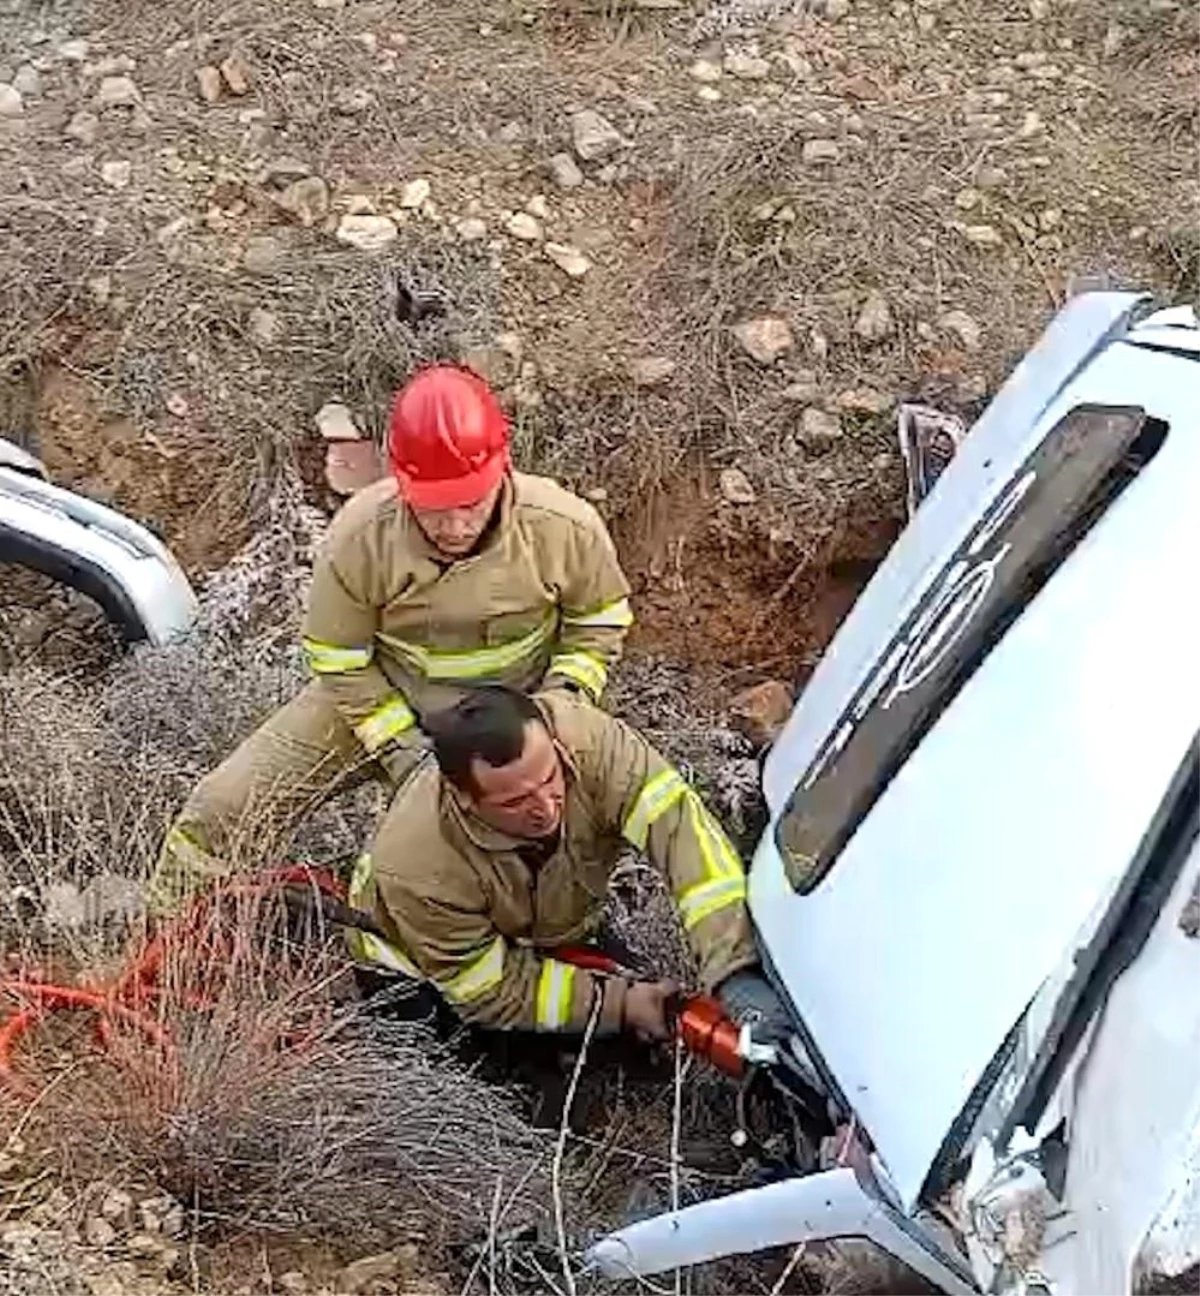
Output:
[{"left": 147, "top": 681, "right": 424, "bottom": 917}]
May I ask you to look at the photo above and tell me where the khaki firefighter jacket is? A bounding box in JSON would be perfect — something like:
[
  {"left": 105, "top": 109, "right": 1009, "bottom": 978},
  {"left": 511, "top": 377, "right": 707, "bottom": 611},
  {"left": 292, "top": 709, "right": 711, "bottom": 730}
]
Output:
[
  {"left": 349, "top": 693, "right": 758, "bottom": 1033},
  {"left": 302, "top": 473, "right": 632, "bottom": 776}
]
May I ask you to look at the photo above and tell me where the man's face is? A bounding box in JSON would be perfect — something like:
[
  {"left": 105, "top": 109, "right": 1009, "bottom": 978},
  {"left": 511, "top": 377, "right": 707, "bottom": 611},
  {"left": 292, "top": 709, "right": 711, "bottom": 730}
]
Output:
[
  {"left": 409, "top": 481, "right": 502, "bottom": 558},
  {"left": 465, "top": 720, "right": 566, "bottom": 840}
]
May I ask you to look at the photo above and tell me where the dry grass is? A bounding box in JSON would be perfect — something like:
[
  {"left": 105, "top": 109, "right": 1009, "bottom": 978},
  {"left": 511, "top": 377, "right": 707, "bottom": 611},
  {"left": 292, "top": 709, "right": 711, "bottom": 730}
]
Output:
[
  {"left": 3, "top": 0, "right": 1194, "bottom": 588},
  {"left": 9, "top": 893, "right": 553, "bottom": 1250},
  {"left": 0, "top": 578, "right": 781, "bottom": 1285}
]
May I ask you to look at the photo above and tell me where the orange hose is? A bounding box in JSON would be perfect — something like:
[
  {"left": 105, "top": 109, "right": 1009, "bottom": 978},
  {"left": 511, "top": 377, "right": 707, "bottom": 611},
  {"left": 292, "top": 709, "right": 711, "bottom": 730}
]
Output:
[{"left": 0, "top": 866, "right": 346, "bottom": 1091}]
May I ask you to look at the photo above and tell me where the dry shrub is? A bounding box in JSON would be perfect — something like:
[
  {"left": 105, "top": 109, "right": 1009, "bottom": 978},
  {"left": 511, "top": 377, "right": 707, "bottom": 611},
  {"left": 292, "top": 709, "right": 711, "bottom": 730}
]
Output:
[{"left": 2, "top": 886, "right": 554, "bottom": 1252}]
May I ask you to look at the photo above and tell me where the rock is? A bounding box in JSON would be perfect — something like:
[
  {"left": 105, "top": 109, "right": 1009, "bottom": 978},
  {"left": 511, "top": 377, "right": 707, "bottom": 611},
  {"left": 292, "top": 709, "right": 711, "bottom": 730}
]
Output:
[
  {"left": 94, "top": 75, "right": 141, "bottom": 109},
  {"left": 824, "top": 0, "right": 851, "bottom": 17},
  {"left": 101, "top": 160, "right": 132, "bottom": 189},
  {"left": 325, "top": 440, "right": 383, "bottom": 496},
  {"left": 690, "top": 59, "right": 722, "bottom": 83},
  {"left": 219, "top": 51, "right": 252, "bottom": 95},
  {"left": 85, "top": 1217, "right": 117, "bottom": 1248},
  {"left": 83, "top": 1262, "right": 142, "bottom": 1296},
  {"left": 335, "top": 87, "right": 373, "bottom": 114},
  {"left": 456, "top": 217, "right": 488, "bottom": 241},
  {"left": 196, "top": 64, "right": 222, "bottom": 103},
  {"left": 57, "top": 38, "right": 90, "bottom": 62},
  {"left": 800, "top": 406, "right": 843, "bottom": 445},
  {"left": 730, "top": 680, "right": 794, "bottom": 748},
  {"left": 1102, "top": 23, "right": 1125, "bottom": 58},
  {"left": 1019, "top": 109, "right": 1043, "bottom": 137},
  {"left": 733, "top": 316, "right": 794, "bottom": 365},
  {"left": 242, "top": 234, "right": 286, "bottom": 273},
  {"left": 13, "top": 65, "right": 41, "bottom": 97},
  {"left": 505, "top": 211, "right": 542, "bottom": 241},
  {"left": 526, "top": 194, "right": 550, "bottom": 220},
  {"left": 80, "top": 873, "right": 143, "bottom": 927},
  {"left": 723, "top": 51, "right": 770, "bottom": 80},
  {"left": 247, "top": 306, "right": 283, "bottom": 345},
  {"left": 938, "top": 308, "right": 982, "bottom": 351},
  {"left": 261, "top": 155, "right": 311, "bottom": 185},
  {"left": 836, "top": 386, "right": 892, "bottom": 415},
  {"left": 495, "top": 332, "right": 523, "bottom": 362},
  {"left": 718, "top": 467, "right": 756, "bottom": 505},
  {"left": 315, "top": 401, "right": 360, "bottom": 441},
  {"left": 126, "top": 1231, "right": 180, "bottom": 1273},
  {"left": 278, "top": 1274, "right": 308, "bottom": 1296},
  {"left": 460, "top": 347, "right": 513, "bottom": 387},
  {"left": 954, "top": 187, "right": 981, "bottom": 211},
  {"left": 809, "top": 328, "right": 829, "bottom": 361},
  {"left": 138, "top": 1195, "right": 184, "bottom": 1238},
  {"left": 570, "top": 108, "right": 622, "bottom": 161},
  {"left": 399, "top": 177, "right": 431, "bottom": 209},
  {"left": 696, "top": 86, "right": 721, "bottom": 103},
  {"left": 336, "top": 1247, "right": 418, "bottom": 1295},
  {"left": 44, "top": 881, "right": 86, "bottom": 930},
  {"left": 548, "top": 152, "right": 583, "bottom": 189},
  {"left": 335, "top": 213, "right": 398, "bottom": 251},
  {"left": 100, "top": 1189, "right": 134, "bottom": 1225},
  {"left": 165, "top": 392, "right": 189, "bottom": 417},
  {"left": 630, "top": 356, "right": 677, "bottom": 387},
  {"left": 802, "top": 138, "right": 840, "bottom": 165},
  {"left": 960, "top": 223, "right": 1002, "bottom": 247},
  {"left": 781, "top": 372, "right": 820, "bottom": 402},
  {"left": 65, "top": 109, "right": 99, "bottom": 143},
  {"left": 854, "top": 290, "right": 894, "bottom": 344},
  {"left": 0, "top": 84, "right": 23, "bottom": 117},
  {"left": 1028, "top": 0, "right": 1049, "bottom": 17},
  {"left": 544, "top": 241, "right": 591, "bottom": 277},
  {"left": 276, "top": 175, "right": 329, "bottom": 226}
]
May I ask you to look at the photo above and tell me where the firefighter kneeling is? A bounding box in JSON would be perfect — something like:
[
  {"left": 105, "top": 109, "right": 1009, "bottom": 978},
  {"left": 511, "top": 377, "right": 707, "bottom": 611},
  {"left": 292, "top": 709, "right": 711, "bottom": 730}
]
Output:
[{"left": 349, "top": 686, "right": 789, "bottom": 1041}]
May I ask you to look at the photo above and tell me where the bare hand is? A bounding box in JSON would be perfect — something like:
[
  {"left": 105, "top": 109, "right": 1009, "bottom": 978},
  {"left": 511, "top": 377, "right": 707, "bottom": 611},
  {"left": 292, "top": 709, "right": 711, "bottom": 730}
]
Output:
[{"left": 621, "top": 979, "right": 679, "bottom": 1042}]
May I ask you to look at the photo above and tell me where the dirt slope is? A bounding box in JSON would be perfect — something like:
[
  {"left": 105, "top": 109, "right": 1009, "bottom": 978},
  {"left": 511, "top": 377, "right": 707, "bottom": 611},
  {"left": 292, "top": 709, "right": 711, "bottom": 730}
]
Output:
[{"left": 2, "top": 0, "right": 1194, "bottom": 680}]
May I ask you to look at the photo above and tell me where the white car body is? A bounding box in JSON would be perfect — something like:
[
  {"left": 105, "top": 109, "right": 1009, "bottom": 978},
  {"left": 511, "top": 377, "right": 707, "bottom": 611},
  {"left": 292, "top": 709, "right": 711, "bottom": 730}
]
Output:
[
  {"left": 591, "top": 292, "right": 1200, "bottom": 1293},
  {"left": 0, "top": 442, "right": 197, "bottom": 647}
]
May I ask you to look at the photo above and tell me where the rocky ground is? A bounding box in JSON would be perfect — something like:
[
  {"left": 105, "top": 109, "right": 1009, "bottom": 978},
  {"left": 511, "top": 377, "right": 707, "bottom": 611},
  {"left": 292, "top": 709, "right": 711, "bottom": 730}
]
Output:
[{"left": 0, "top": 0, "right": 1196, "bottom": 1291}]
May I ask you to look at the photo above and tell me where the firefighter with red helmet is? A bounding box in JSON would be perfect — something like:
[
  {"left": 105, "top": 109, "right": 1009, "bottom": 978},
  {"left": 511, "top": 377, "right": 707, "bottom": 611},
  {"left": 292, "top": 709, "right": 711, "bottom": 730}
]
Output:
[{"left": 148, "top": 365, "right": 633, "bottom": 915}]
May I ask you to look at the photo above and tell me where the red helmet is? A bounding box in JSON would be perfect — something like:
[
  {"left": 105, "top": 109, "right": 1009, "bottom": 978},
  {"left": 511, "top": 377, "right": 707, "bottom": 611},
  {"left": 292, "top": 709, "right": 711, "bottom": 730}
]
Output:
[{"left": 387, "top": 365, "right": 511, "bottom": 510}]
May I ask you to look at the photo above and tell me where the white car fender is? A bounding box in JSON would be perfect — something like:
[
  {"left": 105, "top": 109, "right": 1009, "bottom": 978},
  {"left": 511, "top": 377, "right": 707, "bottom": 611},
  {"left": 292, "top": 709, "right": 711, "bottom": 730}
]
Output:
[{"left": 0, "top": 461, "right": 197, "bottom": 646}]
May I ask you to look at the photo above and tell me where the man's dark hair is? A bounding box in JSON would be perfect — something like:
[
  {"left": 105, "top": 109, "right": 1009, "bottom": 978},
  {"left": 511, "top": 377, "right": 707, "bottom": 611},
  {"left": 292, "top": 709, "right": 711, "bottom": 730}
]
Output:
[{"left": 426, "top": 687, "right": 544, "bottom": 791}]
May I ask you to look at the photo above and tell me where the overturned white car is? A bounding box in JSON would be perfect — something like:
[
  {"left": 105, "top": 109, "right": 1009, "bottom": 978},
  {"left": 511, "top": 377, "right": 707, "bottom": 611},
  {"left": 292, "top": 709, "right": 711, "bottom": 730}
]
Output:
[
  {"left": 0, "top": 437, "right": 196, "bottom": 647},
  {"left": 592, "top": 291, "right": 1200, "bottom": 1293}
]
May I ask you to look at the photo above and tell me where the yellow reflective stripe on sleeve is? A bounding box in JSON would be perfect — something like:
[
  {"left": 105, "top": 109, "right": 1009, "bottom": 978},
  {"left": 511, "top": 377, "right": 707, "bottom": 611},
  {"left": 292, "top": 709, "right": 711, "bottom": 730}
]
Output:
[
  {"left": 348, "top": 929, "right": 423, "bottom": 978},
  {"left": 347, "top": 851, "right": 374, "bottom": 909},
  {"left": 164, "top": 825, "right": 219, "bottom": 872},
  {"left": 354, "top": 694, "right": 417, "bottom": 752},
  {"left": 535, "top": 959, "right": 577, "bottom": 1031},
  {"left": 686, "top": 793, "right": 745, "bottom": 882},
  {"left": 563, "top": 596, "right": 634, "bottom": 631},
  {"left": 438, "top": 936, "right": 505, "bottom": 1004},
  {"left": 302, "top": 636, "right": 373, "bottom": 674},
  {"left": 678, "top": 874, "right": 748, "bottom": 930},
  {"left": 622, "top": 767, "right": 689, "bottom": 850},
  {"left": 689, "top": 793, "right": 746, "bottom": 886},
  {"left": 344, "top": 852, "right": 425, "bottom": 977},
  {"left": 378, "top": 614, "right": 554, "bottom": 682},
  {"left": 548, "top": 650, "right": 608, "bottom": 699}
]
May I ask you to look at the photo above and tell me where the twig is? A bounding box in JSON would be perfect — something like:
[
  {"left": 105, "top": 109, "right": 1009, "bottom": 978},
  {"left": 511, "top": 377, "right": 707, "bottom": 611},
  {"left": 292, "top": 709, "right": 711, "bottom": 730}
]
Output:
[
  {"left": 670, "top": 1035, "right": 685, "bottom": 1296},
  {"left": 769, "top": 1244, "right": 807, "bottom": 1296},
  {"left": 553, "top": 985, "right": 603, "bottom": 1296}
]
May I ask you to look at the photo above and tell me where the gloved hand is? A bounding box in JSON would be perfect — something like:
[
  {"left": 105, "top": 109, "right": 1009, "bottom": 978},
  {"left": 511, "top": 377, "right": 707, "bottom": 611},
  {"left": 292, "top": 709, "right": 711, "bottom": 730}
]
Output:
[{"left": 716, "top": 967, "right": 794, "bottom": 1043}]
